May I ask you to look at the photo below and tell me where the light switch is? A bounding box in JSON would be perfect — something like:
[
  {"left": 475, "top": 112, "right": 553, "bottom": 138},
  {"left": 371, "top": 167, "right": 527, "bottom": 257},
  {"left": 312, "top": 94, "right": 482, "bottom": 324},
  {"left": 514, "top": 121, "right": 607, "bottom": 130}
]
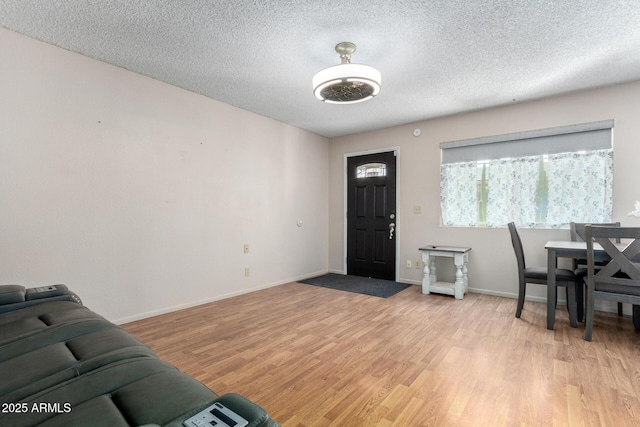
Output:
[{"left": 244, "top": 244, "right": 249, "bottom": 254}]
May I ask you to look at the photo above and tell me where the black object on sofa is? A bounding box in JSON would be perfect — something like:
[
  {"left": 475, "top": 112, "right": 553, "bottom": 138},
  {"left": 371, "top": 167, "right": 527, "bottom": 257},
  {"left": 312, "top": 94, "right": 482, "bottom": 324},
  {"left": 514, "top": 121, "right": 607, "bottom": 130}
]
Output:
[{"left": 0, "top": 284, "right": 279, "bottom": 427}]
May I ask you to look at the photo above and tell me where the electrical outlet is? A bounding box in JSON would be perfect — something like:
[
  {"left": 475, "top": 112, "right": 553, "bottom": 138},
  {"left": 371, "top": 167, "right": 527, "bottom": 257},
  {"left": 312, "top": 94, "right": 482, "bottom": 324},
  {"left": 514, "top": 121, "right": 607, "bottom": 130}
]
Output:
[
  {"left": 406, "top": 260, "right": 412, "bottom": 268},
  {"left": 243, "top": 244, "right": 249, "bottom": 254},
  {"left": 415, "top": 260, "right": 422, "bottom": 269},
  {"left": 413, "top": 205, "right": 422, "bottom": 214},
  {"left": 244, "top": 267, "right": 250, "bottom": 276}
]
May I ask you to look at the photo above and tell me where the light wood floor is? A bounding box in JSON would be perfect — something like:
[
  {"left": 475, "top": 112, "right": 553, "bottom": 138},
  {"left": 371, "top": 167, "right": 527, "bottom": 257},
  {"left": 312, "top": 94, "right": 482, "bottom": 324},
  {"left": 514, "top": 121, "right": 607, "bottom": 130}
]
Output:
[{"left": 122, "top": 283, "right": 640, "bottom": 427}]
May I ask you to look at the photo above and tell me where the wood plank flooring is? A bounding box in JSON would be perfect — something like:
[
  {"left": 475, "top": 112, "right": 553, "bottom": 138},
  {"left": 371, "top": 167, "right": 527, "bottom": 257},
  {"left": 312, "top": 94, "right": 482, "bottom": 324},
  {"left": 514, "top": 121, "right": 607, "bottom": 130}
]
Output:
[{"left": 122, "top": 283, "right": 640, "bottom": 426}]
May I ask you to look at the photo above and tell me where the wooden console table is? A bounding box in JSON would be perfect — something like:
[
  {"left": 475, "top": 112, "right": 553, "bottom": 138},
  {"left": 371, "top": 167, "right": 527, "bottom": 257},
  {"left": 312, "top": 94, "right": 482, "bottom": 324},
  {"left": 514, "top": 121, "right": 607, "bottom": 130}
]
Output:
[{"left": 419, "top": 245, "right": 471, "bottom": 299}]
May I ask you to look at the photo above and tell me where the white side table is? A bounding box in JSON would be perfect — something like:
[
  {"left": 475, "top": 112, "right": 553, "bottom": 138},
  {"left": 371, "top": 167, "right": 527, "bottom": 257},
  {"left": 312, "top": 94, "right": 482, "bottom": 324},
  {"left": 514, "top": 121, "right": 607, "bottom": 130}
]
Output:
[{"left": 419, "top": 245, "right": 471, "bottom": 299}]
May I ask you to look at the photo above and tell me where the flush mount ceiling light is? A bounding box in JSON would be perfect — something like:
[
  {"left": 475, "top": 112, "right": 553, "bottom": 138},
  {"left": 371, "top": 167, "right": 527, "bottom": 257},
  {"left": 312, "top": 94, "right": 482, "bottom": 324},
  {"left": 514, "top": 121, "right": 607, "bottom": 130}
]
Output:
[{"left": 312, "top": 42, "right": 381, "bottom": 104}]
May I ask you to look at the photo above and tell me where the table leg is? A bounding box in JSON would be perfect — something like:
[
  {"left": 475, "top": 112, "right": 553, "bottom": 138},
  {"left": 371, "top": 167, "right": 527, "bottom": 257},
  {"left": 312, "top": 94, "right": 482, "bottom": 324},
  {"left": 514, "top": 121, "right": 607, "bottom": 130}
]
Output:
[
  {"left": 454, "top": 253, "right": 464, "bottom": 299},
  {"left": 566, "top": 282, "right": 577, "bottom": 328},
  {"left": 547, "top": 248, "right": 557, "bottom": 330},
  {"left": 462, "top": 254, "right": 469, "bottom": 294},
  {"left": 429, "top": 257, "right": 437, "bottom": 285},
  {"left": 421, "top": 253, "right": 430, "bottom": 295}
]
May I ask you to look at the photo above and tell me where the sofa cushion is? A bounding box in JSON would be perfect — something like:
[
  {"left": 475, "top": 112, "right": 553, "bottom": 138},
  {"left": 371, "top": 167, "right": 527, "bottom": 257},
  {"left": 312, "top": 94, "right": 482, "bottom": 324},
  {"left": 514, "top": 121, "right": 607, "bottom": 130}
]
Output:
[
  {"left": 36, "top": 395, "right": 135, "bottom": 427},
  {"left": 0, "top": 358, "right": 218, "bottom": 427},
  {"left": 0, "top": 301, "right": 105, "bottom": 346},
  {"left": 0, "top": 318, "right": 115, "bottom": 363},
  {"left": 0, "top": 327, "right": 157, "bottom": 403}
]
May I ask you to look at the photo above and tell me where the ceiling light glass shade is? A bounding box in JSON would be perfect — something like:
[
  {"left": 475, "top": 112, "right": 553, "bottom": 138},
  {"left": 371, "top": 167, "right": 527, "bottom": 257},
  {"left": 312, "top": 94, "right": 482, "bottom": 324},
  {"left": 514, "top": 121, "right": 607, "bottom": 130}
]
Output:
[{"left": 312, "top": 64, "right": 381, "bottom": 104}]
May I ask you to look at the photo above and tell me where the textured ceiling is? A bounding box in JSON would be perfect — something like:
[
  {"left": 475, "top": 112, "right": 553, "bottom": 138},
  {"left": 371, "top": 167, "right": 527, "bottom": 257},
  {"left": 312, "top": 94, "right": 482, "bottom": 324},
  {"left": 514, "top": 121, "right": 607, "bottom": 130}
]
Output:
[{"left": 1, "top": 1, "right": 640, "bottom": 138}]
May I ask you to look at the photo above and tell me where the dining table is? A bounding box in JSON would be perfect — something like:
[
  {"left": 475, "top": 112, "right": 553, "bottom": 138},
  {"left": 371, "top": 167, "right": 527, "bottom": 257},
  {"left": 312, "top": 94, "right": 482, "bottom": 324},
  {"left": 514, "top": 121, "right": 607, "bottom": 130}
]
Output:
[{"left": 545, "top": 240, "right": 640, "bottom": 330}]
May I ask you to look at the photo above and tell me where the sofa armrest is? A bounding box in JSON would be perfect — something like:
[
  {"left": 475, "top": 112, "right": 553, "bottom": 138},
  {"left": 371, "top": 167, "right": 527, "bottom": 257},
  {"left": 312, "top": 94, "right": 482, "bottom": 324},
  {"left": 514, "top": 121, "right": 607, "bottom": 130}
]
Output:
[
  {"left": 0, "top": 284, "right": 82, "bottom": 314},
  {"left": 177, "top": 393, "right": 276, "bottom": 427},
  {"left": 25, "top": 284, "right": 70, "bottom": 300},
  {"left": 0, "top": 285, "right": 26, "bottom": 304},
  {"left": 216, "top": 393, "right": 270, "bottom": 427}
]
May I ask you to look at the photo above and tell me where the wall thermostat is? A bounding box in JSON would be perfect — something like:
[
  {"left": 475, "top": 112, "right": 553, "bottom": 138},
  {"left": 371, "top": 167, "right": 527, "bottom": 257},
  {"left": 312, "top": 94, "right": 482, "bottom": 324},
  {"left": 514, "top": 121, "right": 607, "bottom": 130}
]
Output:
[{"left": 413, "top": 128, "right": 421, "bottom": 137}]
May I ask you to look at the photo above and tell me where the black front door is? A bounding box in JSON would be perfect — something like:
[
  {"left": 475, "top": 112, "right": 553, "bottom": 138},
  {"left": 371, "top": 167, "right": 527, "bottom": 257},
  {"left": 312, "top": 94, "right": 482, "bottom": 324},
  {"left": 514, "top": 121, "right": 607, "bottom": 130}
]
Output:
[{"left": 347, "top": 151, "right": 397, "bottom": 280}]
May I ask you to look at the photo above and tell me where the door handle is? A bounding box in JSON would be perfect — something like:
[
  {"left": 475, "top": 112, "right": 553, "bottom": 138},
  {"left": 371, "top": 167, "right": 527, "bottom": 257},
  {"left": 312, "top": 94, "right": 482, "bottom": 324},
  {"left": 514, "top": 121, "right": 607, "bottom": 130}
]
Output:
[{"left": 389, "top": 222, "right": 395, "bottom": 240}]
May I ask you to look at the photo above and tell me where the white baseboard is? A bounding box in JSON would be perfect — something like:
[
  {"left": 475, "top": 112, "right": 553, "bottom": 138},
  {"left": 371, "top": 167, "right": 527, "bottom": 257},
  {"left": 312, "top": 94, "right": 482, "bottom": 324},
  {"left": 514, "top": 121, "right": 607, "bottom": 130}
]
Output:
[
  {"left": 115, "top": 272, "right": 631, "bottom": 324},
  {"left": 467, "top": 287, "right": 628, "bottom": 315},
  {"left": 114, "top": 269, "right": 330, "bottom": 325}
]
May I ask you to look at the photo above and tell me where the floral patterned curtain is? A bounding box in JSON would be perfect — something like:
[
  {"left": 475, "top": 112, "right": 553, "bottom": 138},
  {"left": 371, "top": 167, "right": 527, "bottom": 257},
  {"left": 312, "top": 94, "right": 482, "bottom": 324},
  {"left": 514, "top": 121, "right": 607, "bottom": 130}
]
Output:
[
  {"left": 440, "top": 149, "right": 613, "bottom": 228},
  {"left": 485, "top": 156, "right": 540, "bottom": 228},
  {"left": 440, "top": 162, "right": 478, "bottom": 226},
  {"left": 546, "top": 149, "right": 613, "bottom": 227}
]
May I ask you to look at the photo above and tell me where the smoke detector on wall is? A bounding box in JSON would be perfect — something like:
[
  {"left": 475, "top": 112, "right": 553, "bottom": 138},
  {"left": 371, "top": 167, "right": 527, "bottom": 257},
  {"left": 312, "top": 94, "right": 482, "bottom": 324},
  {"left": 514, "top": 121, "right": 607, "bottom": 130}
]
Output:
[{"left": 312, "top": 42, "right": 381, "bottom": 104}]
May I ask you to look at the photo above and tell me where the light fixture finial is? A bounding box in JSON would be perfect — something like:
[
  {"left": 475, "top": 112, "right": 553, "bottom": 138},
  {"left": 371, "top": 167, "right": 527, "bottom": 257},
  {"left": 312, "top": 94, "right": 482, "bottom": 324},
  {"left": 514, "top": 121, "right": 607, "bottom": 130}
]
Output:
[{"left": 335, "top": 42, "right": 356, "bottom": 64}]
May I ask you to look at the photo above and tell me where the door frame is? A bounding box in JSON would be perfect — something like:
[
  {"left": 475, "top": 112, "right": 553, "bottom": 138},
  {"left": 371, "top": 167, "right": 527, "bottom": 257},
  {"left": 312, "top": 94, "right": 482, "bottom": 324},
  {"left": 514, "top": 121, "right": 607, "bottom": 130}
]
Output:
[{"left": 343, "top": 146, "right": 400, "bottom": 281}]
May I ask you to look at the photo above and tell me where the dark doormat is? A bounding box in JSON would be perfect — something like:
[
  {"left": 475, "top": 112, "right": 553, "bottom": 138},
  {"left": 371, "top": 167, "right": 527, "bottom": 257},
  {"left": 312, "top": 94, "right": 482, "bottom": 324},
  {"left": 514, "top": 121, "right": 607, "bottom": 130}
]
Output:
[{"left": 300, "top": 273, "right": 411, "bottom": 298}]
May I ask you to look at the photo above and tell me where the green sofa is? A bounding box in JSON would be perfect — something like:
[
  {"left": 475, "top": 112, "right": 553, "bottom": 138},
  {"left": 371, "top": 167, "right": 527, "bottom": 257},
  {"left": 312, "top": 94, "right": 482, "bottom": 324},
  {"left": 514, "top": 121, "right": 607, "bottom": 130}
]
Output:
[{"left": 0, "top": 284, "right": 279, "bottom": 427}]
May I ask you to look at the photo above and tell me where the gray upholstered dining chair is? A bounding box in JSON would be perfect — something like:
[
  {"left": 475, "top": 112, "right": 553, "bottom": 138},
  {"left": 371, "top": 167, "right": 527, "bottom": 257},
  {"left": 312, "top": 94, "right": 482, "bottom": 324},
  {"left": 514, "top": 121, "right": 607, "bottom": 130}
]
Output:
[
  {"left": 584, "top": 225, "right": 640, "bottom": 341},
  {"left": 508, "top": 222, "right": 578, "bottom": 324},
  {"left": 569, "top": 222, "right": 622, "bottom": 321}
]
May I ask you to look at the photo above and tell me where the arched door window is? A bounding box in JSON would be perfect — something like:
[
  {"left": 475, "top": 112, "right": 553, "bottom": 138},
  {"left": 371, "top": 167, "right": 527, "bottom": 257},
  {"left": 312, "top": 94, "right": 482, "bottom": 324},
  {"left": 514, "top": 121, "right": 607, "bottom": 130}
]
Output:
[{"left": 356, "top": 162, "right": 386, "bottom": 178}]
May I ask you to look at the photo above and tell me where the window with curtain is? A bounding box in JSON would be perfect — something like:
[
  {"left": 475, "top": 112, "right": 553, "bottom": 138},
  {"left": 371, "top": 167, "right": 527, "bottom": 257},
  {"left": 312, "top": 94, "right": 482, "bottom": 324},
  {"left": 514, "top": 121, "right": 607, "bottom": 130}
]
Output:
[{"left": 440, "top": 120, "right": 614, "bottom": 228}]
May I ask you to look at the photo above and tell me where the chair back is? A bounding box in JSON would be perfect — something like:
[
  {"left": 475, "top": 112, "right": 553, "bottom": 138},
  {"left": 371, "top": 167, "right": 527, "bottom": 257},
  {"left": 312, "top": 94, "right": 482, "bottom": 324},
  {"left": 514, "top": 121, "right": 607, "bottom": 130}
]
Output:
[
  {"left": 570, "top": 222, "right": 620, "bottom": 268},
  {"left": 585, "top": 226, "right": 640, "bottom": 294},
  {"left": 570, "top": 222, "right": 620, "bottom": 242},
  {"left": 508, "top": 222, "right": 526, "bottom": 273}
]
